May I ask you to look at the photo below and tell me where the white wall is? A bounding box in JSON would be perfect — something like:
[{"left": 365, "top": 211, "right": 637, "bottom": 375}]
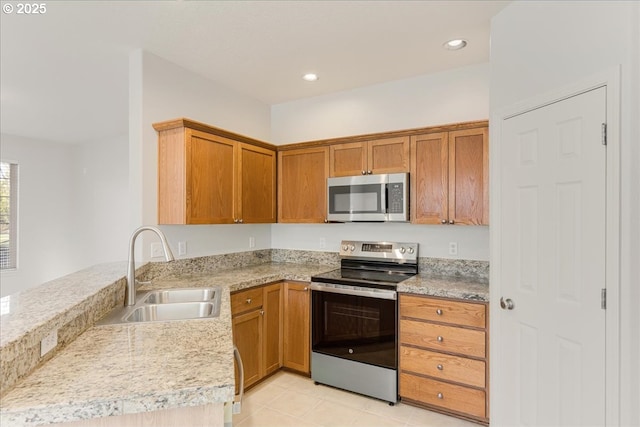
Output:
[
  {"left": 71, "top": 134, "right": 130, "bottom": 266},
  {"left": 272, "top": 223, "right": 489, "bottom": 260},
  {"left": 270, "top": 63, "right": 491, "bottom": 261},
  {"left": 489, "top": 1, "right": 639, "bottom": 424},
  {"left": 129, "top": 50, "right": 274, "bottom": 260},
  {"left": 0, "top": 133, "right": 132, "bottom": 297},
  {"left": 0, "top": 134, "right": 76, "bottom": 296},
  {"left": 272, "top": 63, "right": 490, "bottom": 144}
]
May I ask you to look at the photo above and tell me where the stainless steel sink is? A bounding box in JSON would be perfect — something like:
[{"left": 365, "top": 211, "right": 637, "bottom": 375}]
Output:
[
  {"left": 95, "top": 286, "right": 222, "bottom": 326},
  {"left": 142, "top": 288, "right": 217, "bottom": 304},
  {"left": 124, "top": 302, "right": 219, "bottom": 322}
]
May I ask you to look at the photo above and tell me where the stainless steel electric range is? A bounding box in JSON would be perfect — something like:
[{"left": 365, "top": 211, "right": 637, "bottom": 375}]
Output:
[{"left": 310, "top": 240, "right": 419, "bottom": 404}]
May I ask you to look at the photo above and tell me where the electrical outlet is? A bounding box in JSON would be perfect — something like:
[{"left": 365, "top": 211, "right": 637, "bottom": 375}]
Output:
[
  {"left": 41, "top": 330, "right": 58, "bottom": 357},
  {"left": 249, "top": 237, "right": 255, "bottom": 248},
  {"left": 151, "top": 242, "right": 163, "bottom": 258},
  {"left": 449, "top": 242, "right": 458, "bottom": 256},
  {"left": 319, "top": 238, "right": 326, "bottom": 249},
  {"left": 178, "top": 241, "right": 187, "bottom": 256}
]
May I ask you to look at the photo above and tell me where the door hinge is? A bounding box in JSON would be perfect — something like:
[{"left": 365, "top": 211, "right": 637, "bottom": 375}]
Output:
[
  {"left": 601, "top": 288, "right": 607, "bottom": 309},
  {"left": 601, "top": 123, "right": 607, "bottom": 145}
]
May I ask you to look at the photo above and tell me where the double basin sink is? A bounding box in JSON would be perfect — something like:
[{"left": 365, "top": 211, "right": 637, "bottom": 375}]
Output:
[{"left": 97, "top": 287, "right": 221, "bottom": 325}]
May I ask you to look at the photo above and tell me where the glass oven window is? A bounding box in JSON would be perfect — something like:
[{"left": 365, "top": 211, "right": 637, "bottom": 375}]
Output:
[{"left": 312, "top": 290, "right": 397, "bottom": 369}]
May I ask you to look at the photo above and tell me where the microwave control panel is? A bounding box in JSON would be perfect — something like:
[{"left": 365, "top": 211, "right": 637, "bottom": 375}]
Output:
[{"left": 388, "top": 182, "right": 404, "bottom": 214}]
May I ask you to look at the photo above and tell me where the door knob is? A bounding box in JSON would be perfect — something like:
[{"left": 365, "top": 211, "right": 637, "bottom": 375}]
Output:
[{"left": 500, "top": 297, "right": 515, "bottom": 310}]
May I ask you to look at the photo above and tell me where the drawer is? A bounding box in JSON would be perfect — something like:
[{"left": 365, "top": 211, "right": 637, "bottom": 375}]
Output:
[
  {"left": 400, "top": 294, "right": 486, "bottom": 328},
  {"left": 400, "top": 319, "right": 485, "bottom": 358},
  {"left": 400, "top": 345, "right": 485, "bottom": 388},
  {"left": 231, "top": 288, "right": 263, "bottom": 315},
  {"left": 400, "top": 372, "right": 486, "bottom": 419}
]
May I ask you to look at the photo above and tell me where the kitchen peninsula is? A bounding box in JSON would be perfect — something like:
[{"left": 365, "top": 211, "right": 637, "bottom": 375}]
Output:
[{"left": 0, "top": 250, "right": 488, "bottom": 426}]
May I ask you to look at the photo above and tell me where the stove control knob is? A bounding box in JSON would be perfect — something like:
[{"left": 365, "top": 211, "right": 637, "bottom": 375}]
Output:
[
  {"left": 349, "top": 245, "right": 355, "bottom": 251},
  {"left": 408, "top": 247, "right": 415, "bottom": 254},
  {"left": 400, "top": 247, "right": 406, "bottom": 254},
  {"left": 342, "top": 245, "right": 349, "bottom": 251}
]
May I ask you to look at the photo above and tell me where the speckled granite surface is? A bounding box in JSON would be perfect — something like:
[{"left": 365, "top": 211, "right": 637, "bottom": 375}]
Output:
[
  {"left": 0, "top": 249, "right": 488, "bottom": 426},
  {"left": 0, "top": 263, "right": 129, "bottom": 396},
  {"left": 398, "top": 274, "right": 489, "bottom": 302},
  {"left": 0, "top": 262, "right": 334, "bottom": 426}
]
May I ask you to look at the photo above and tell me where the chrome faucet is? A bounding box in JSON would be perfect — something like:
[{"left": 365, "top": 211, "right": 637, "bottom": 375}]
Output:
[{"left": 126, "top": 226, "right": 175, "bottom": 306}]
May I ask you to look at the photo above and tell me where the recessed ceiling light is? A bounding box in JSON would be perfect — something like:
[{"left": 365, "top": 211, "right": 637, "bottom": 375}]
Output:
[
  {"left": 303, "top": 73, "right": 319, "bottom": 82},
  {"left": 443, "top": 39, "right": 467, "bottom": 50}
]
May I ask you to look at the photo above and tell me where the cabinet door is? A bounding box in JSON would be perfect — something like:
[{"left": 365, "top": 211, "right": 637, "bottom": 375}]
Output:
[
  {"left": 329, "top": 142, "right": 367, "bottom": 177},
  {"left": 237, "top": 143, "right": 276, "bottom": 223},
  {"left": 367, "top": 136, "right": 410, "bottom": 174},
  {"left": 232, "top": 309, "right": 263, "bottom": 389},
  {"left": 278, "top": 147, "right": 330, "bottom": 223},
  {"left": 410, "top": 132, "right": 449, "bottom": 224},
  {"left": 263, "top": 283, "right": 282, "bottom": 376},
  {"left": 283, "top": 282, "right": 310, "bottom": 374},
  {"left": 158, "top": 127, "right": 187, "bottom": 224},
  {"left": 448, "top": 127, "right": 489, "bottom": 225},
  {"left": 186, "top": 130, "right": 236, "bottom": 224}
]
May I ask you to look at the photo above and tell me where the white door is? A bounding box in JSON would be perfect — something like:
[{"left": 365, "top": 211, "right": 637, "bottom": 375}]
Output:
[{"left": 497, "top": 86, "right": 607, "bottom": 426}]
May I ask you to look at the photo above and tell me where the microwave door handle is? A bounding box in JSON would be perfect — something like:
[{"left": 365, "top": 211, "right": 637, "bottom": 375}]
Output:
[{"left": 382, "top": 183, "right": 388, "bottom": 217}]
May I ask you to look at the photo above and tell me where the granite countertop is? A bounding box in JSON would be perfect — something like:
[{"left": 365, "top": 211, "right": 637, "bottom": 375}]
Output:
[
  {"left": 0, "top": 263, "right": 333, "bottom": 426},
  {"left": 0, "top": 261, "right": 488, "bottom": 426},
  {"left": 398, "top": 274, "right": 489, "bottom": 302}
]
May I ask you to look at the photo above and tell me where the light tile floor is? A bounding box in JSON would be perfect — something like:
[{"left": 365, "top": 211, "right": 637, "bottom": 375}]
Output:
[{"left": 233, "top": 371, "right": 480, "bottom": 427}]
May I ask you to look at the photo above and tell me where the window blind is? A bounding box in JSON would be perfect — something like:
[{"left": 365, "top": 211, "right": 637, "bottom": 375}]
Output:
[{"left": 0, "top": 162, "right": 18, "bottom": 270}]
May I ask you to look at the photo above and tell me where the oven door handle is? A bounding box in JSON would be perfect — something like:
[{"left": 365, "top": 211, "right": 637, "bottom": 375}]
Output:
[{"left": 310, "top": 282, "right": 396, "bottom": 300}]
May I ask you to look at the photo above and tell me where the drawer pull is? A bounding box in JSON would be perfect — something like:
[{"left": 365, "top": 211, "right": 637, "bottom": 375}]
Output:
[
  {"left": 437, "top": 364, "right": 443, "bottom": 371},
  {"left": 437, "top": 392, "right": 444, "bottom": 399},
  {"left": 246, "top": 298, "right": 252, "bottom": 304},
  {"left": 437, "top": 336, "right": 444, "bottom": 342},
  {"left": 436, "top": 309, "right": 443, "bottom": 315}
]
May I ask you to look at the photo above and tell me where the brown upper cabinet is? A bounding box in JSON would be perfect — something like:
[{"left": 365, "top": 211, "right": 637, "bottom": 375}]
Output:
[
  {"left": 410, "top": 127, "right": 489, "bottom": 225},
  {"left": 329, "top": 136, "right": 410, "bottom": 177},
  {"left": 278, "top": 147, "right": 330, "bottom": 223},
  {"left": 154, "top": 119, "right": 276, "bottom": 225}
]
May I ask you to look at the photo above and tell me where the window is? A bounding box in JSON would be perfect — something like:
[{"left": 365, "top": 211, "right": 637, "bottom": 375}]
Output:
[{"left": 0, "top": 162, "right": 18, "bottom": 270}]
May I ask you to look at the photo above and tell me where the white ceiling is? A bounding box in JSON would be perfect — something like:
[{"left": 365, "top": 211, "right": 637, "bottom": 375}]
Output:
[{"left": 0, "top": 1, "right": 509, "bottom": 144}]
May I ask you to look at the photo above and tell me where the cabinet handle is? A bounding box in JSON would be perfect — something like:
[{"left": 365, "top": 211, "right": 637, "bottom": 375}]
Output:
[
  {"left": 303, "top": 287, "right": 308, "bottom": 291},
  {"left": 437, "top": 364, "right": 444, "bottom": 371},
  {"left": 260, "top": 310, "right": 264, "bottom": 316},
  {"left": 234, "top": 219, "right": 238, "bottom": 223},
  {"left": 361, "top": 170, "right": 367, "bottom": 175},
  {"left": 437, "top": 392, "right": 444, "bottom": 399},
  {"left": 449, "top": 220, "right": 454, "bottom": 224},
  {"left": 239, "top": 219, "right": 243, "bottom": 223},
  {"left": 436, "top": 309, "right": 443, "bottom": 316},
  {"left": 324, "top": 219, "right": 328, "bottom": 223},
  {"left": 441, "top": 219, "right": 447, "bottom": 224},
  {"left": 367, "top": 170, "right": 372, "bottom": 175},
  {"left": 245, "top": 298, "right": 252, "bottom": 304},
  {"left": 437, "top": 336, "right": 444, "bottom": 342}
]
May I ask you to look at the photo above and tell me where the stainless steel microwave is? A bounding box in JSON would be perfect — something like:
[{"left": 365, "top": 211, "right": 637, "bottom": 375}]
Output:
[{"left": 327, "top": 173, "right": 409, "bottom": 222}]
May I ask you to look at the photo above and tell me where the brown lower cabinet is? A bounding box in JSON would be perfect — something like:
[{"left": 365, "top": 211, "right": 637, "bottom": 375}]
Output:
[
  {"left": 399, "top": 294, "right": 489, "bottom": 425},
  {"left": 282, "top": 281, "right": 311, "bottom": 374},
  {"left": 231, "top": 281, "right": 311, "bottom": 391},
  {"left": 231, "top": 283, "right": 282, "bottom": 390}
]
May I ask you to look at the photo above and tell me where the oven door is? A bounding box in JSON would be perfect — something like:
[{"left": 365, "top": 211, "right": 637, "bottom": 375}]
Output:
[{"left": 310, "top": 283, "right": 397, "bottom": 369}]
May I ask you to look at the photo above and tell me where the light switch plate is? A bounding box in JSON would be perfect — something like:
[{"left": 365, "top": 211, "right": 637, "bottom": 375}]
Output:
[{"left": 151, "top": 242, "right": 163, "bottom": 258}]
